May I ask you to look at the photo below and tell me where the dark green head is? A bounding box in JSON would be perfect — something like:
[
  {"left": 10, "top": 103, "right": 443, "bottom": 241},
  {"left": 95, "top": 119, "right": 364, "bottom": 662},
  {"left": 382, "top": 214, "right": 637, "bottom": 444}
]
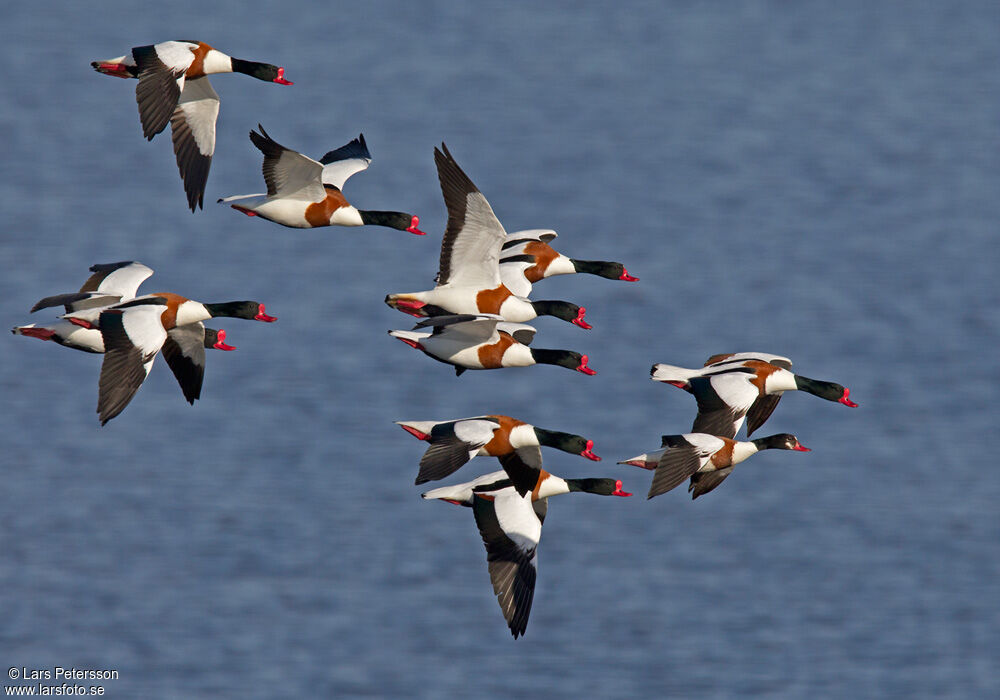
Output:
[
  {"left": 751, "top": 433, "right": 810, "bottom": 452},
  {"left": 532, "top": 428, "right": 600, "bottom": 460},
  {"left": 359, "top": 210, "right": 426, "bottom": 235},
  {"left": 204, "top": 301, "right": 277, "bottom": 322},
  {"left": 570, "top": 259, "right": 639, "bottom": 282},
  {"left": 794, "top": 376, "right": 857, "bottom": 407},
  {"left": 530, "top": 349, "right": 596, "bottom": 375},
  {"left": 566, "top": 478, "right": 631, "bottom": 496},
  {"left": 203, "top": 328, "right": 236, "bottom": 350},
  {"left": 231, "top": 58, "right": 293, "bottom": 85},
  {"left": 530, "top": 300, "right": 591, "bottom": 329}
]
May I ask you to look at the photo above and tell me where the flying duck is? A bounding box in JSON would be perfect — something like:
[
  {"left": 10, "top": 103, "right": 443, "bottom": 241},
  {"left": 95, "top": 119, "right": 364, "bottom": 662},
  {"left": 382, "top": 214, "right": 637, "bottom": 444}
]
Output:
[
  {"left": 651, "top": 353, "right": 857, "bottom": 439},
  {"left": 620, "top": 432, "right": 810, "bottom": 499},
  {"left": 92, "top": 41, "right": 293, "bottom": 211},
  {"left": 218, "top": 126, "right": 425, "bottom": 234},
  {"left": 62, "top": 294, "right": 275, "bottom": 424},
  {"left": 14, "top": 318, "right": 232, "bottom": 355},
  {"left": 422, "top": 469, "right": 630, "bottom": 638},
  {"left": 385, "top": 145, "right": 590, "bottom": 329},
  {"left": 499, "top": 229, "right": 638, "bottom": 297},
  {"left": 388, "top": 313, "right": 595, "bottom": 376},
  {"left": 396, "top": 415, "right": 600, "bottom": 484}
]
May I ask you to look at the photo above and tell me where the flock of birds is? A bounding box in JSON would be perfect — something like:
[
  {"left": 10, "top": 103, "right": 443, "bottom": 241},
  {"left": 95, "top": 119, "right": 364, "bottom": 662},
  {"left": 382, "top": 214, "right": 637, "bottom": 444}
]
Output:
[{"left": 13, "top": 41, "right": 857, "bottom": 639}]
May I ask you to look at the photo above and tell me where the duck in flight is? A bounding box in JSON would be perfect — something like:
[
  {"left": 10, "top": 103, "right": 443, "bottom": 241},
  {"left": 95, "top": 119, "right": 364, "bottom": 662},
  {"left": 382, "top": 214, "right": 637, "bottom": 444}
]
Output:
[
  {"left": 219, "top": 126, "right": 426, "bottom": 234},
  {"left": 92, "top": 40, "right": 293, "bottom": 211}
]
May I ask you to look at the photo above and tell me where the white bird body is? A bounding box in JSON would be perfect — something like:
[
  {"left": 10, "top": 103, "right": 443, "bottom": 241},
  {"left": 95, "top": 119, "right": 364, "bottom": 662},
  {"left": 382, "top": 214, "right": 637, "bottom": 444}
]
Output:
[
  {"left": 651, "top": 352, "right": 855, "bottom": 438},
  {"left": 622, "top": 432, "right": 810, "bottom": 499},
  {"left": 219, "top": 128, "right": 423, "bottom": 233},
  {"left": 385, "top": 146, "right": 587, "bottom": 328}
]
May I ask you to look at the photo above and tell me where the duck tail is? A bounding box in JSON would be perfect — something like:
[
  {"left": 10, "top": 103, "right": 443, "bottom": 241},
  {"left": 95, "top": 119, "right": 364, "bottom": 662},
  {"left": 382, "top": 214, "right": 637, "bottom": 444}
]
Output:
[{"left": 650, "top": 363, "right": 699, "bottom": 385}]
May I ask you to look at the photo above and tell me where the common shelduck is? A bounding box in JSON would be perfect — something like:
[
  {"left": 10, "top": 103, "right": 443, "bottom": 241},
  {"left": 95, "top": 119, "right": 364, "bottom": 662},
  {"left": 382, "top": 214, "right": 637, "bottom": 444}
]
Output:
[
  {"left": 396, "top": 415, "right": 600, "bottom": 484},
  {"left": 14, "top": 318, "right": 231, "bottom": 354},
  {"left": 389, "top": 313, "right": 595, "bottom": 376},
  {"left": 499, "top": 229, "right": 638, "bottom": 297},
  {"left": 620, "top": 432, "right": 810, "bottom": 499},
  {"left": 92, "top": 41, "right": 293, "bottom": 211},
  {"left": 651, "top": 353, "right": 857, "bottom": 439},
  {"left": 218, "top": 126, "right": 425, "bottom": 234},
  {"left": 385, "top": 145, "right": 590, "bottom": 329},
  {"left": 422, "top": 469, "right": 630, "bottom": 638},
  {"left": 61, "top": 294, "right": 276, "bottom": 424}
]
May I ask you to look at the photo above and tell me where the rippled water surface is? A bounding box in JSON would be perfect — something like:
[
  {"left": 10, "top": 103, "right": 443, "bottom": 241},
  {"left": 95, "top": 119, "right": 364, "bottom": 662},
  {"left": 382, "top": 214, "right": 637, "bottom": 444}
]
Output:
[{"left": 2, "top": 2, "right": 998, "bottom": 697}]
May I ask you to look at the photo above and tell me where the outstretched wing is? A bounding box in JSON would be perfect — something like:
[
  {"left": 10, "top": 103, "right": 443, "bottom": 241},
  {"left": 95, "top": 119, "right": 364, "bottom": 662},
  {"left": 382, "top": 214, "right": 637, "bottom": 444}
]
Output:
[
  {"left": 133, "top": 42, "right": 191, "bottom": 139},
  {"left": 96, "top": 304, "right": 167, "bottom": 425},
  {"left": 649, "top": 434, "right": 720, "bottom": 499},
  {"left": 319, "top": 133, "right": 372, "bottom": 190},
  {"left": 171, "top": 76, "right": 219, "bottom": 210},
  {"left": 433, "top": 144, "right": 505, "bottom": 288},
  {"left": 690, "top": 374, "right": 758, "bottom": 439},
  {"left": 31, "top": 261, "right": 153, "bottom": 314},
  {"left": 689, "top": 468, "right": 734, "bottom": 499},
  {"left": 497, "top": 451, "right": 543, "bottom": 498},
  {"left": 162, "top": 322, "right": 208, "bottom": 404},
  {"left": 81, "top": 261, "right": 154, "bottom": 298},
  {"left": 415, "top": 313, "right": 503, "bottom": 344},
  {"left": 414, "top": 418, "right": 498, "bottom": 484},
  {"left": 249, "top": 125, "right": 325, "bottom": 201},
  {"left": 472, "top": 489, "right": 541, "bottom": 639},
  {"left": 746, "top": 394, "right": 784, "bottom": 437}
]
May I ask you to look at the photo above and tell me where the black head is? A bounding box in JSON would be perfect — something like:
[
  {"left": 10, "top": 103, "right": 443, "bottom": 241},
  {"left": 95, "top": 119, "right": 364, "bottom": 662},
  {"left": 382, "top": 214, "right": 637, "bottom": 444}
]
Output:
[
  {"left": 204, "top": 301, "right": 277, "bottom": 322},
  {"left": 230, "top": 58, "right": 293, "bottom": 84},
  {"left": 751, "top": 433, "right": 810, "bottom": 452},
  {"left": 570, "top": 259, "right": 639, "bottom": 282},
  {"left": 794, "top": 376, "right": 858, "bottom": 407},
  {"left": 359, "top": 210, "right": 426, "bottom": 235},
  {"left": 530, "top": 349, "right": 596, "bottom": 375},
  {"left": 203, "top": 328, "right": 236, "bottom": 350},
  {"left": 567, "top": 478, "right": 631, "bottom": 496},
  {"left": 532, "top": 428, "right": 600, "bottom": 460},
  {"left": 530, "top": 300, "right": 591, "bottom": 329}
]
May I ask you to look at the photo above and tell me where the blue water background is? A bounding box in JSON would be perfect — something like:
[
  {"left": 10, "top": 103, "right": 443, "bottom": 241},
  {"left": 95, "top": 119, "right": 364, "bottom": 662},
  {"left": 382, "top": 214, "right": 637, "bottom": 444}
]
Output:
[{"left": 2, "top": 1, "right": 998, "bottom": 697}]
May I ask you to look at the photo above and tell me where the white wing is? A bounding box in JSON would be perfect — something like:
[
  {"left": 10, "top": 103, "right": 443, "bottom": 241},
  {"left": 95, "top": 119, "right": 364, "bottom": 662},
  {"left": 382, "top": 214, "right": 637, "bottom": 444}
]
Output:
[
  {"left": 707, "top": 373, "right": 759, "bottom": 413},
  {"left": 420, "top": 470, "right": 511, "bottom": 504},
  {"left": 96, "top": 304, "right": 168, "bottom": 424},
  {"left": 434, "top": 145, "right": 506, "bottom": 289},
  {"left": 171, "top": 77, "right": 220, "bottom": 210},
  {"left": 319, "top": 134, "right": 372, "bottom": 190},
  {"left": 498, "top": 259, "right": 534, "bottom": 297},
  {"left": 473, "top": 487, "right": 541, "bottom": 638},
  {"left": 150, "top": 41, "right": 198, "bottom": 71},
  {"left": 92, "top": 261, "right": 154, "bottom": 300},
  {"left": 681, "top": 433, "right": 727, "bottom": 456}
]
